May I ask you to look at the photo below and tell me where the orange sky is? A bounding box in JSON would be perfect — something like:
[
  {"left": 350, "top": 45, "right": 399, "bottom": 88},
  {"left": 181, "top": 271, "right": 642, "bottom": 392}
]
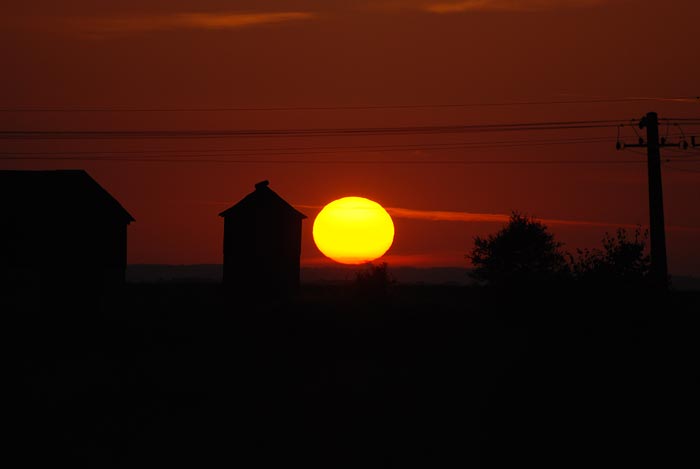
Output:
[{"left": 1, "top": 1, "right": 699, "bottom": 274}]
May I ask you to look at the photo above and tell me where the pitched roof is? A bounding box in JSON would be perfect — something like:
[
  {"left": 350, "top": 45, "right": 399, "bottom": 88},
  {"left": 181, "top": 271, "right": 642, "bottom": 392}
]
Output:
[
  {"left": 0, "top": 170, "right": 135, "bottom": 223},
  {"left": 219, "top": 180, "right": 307, "bottom": 219}
]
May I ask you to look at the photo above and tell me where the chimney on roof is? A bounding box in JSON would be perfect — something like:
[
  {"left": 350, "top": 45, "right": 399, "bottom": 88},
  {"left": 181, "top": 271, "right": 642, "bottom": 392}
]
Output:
[{"left": 255, "top": 180, "right": 270, "bottom": 190}]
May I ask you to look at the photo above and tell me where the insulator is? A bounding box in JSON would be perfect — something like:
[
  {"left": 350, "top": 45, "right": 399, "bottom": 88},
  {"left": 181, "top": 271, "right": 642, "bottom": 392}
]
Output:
[
  {"left": 639, "top": 137, "right": 644, "bottom": 145},
  {"left": 616, "top": 141, "right": 622, "bottom": 150},
  {"left": 681, "top": 140, "right": 689, "bottom": 150}
]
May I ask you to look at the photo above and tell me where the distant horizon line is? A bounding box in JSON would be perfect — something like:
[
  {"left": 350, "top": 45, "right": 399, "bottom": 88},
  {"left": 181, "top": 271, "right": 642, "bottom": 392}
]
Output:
[
  {"left": 124, "top": 263, "right": 700, "bottom": 276},
  {"left": 127, "top": 263, "right": 470, "bottom": 269}
]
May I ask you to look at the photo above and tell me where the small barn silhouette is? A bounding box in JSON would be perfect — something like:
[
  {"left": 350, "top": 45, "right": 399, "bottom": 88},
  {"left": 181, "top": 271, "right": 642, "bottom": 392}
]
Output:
[
  {"left": 0, "top": 170, "right": 134, "bottom": 311},
  {"left": 219, "top": 180, "right": 307, "bottom": 297}
]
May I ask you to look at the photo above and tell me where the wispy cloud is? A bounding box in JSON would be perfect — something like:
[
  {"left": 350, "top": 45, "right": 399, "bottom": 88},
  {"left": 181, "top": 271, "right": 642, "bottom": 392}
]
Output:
[
  {"left": 387, "top": 206, "right": 624, "bottom": 228},
  {"left": 423, "top": 0, "right": 606, "bottom": 14},
  {"left": 299, "top": 204, "right": 627, "bottom": 227},
  {"left": 297, "top": 204, "right": 700, "bottom": 232},
  {"left": 386, "top": 207, "right": 700, "bottom": 232},
  {"left": 387, "top": 207, "right": 510, "bottom": 223},
  {"left": 67, "top": 11, "right": 315, "bottom": 35}
]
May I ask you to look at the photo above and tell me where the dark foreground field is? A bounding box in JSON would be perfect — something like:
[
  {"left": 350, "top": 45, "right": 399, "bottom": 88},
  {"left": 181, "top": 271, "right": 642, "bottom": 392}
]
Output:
[{"left": 10, "top": 284, "right": 699, "bottom": 467}]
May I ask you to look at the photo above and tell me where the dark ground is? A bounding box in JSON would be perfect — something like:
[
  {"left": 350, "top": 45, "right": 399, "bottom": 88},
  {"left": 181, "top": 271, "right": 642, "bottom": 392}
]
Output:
[{"left": 9, "top": 283, "right": 699, "bottom": 467}]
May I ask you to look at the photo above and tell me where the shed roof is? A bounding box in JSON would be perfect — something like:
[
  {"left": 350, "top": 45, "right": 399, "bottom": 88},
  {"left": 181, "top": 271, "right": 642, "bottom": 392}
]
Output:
[
  {"left": 0, "top": 170, "right": 135, "bottom": 223},
  {"left": 219, "top": 180, "right": 307, "bottom": 220}
]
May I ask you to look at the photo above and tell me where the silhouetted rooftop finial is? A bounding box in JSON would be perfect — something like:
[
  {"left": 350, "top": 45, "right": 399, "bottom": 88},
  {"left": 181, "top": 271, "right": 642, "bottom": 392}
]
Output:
[{"left": 255, "top": 180, "right": 270, "bottom": 190}]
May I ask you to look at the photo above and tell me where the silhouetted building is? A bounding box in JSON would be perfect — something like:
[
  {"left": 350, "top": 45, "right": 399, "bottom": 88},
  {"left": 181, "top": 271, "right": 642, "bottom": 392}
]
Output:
[
  {"left": 0, "top": 170, "right": 134, "bottom": 311},
  {"left": 219, "top": 180, "right": 307, "bottom": 297}
]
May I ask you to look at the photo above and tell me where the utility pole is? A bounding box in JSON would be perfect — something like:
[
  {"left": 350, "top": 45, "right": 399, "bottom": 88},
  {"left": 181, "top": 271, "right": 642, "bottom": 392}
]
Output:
[
  {"left": 640, "top": 112, "right": 668, "bottom": 288},
  {"left": 616, "top": 111, "right": 687, "bottom": 289}
]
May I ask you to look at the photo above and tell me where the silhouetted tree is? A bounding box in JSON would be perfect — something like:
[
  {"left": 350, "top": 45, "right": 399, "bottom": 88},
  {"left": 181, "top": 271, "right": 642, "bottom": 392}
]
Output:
[
  {"left": 571, "top": 227, "right": 651, "bottom": 288},
  {"left": 467, "top": 212, "right": 569, "bottom": 287},
  {"left": 353, "top": 262, "right": 395, "bottom": 299}
]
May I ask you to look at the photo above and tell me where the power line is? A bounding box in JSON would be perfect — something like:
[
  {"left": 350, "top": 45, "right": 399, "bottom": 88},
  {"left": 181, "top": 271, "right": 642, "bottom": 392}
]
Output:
[
  {"left": 1, "top": 116, "right": 694, "bottom": 165},
  {"left": 0, "top": 96, "right": 697, "bottom": 113},
  {"left": 3, "top": 132, "right": 693, "bottom": 158},
  {"left": 13, "top": 153, "right": 697, "bottom": 164},
  {"left": 0, "top": 136, "right": 621, "bottom": 159},
  {"left": 2, "top": 124, "right": 696, "bottom": 162},
  {"left": 0, "top": 135, "right": 618, "bottom": 154},
  {"left": 0, "top": 155, "right": 673, "bottom": 165},
  {"left": 0, "top": 120, "right": 627, "bottom": 141}
]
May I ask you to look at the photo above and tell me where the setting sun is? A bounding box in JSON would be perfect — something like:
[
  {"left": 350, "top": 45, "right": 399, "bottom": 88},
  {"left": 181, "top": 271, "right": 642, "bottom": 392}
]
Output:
[{"left": 312, "top": 197, "right": 395, "bottom": 265}]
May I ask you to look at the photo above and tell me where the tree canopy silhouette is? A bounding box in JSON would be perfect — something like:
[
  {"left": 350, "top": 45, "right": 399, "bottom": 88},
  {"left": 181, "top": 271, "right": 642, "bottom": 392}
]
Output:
[
  {"left": 467, "top": 212, "right": 568, "bottom": 287},
  {"left": 571, "top": 227, "right": 651, "bottom": 287}
]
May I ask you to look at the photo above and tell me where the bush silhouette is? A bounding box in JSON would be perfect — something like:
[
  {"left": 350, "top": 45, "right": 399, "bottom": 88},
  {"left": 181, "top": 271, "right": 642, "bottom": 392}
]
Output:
[
  {"left": 572, "top": 227, "right": 651, "bottom": 288},
  {"left": 353, "top": 262, "right": 395, "bottom": 299},
  {"left": 467, "top": 212, "right": 568, "bottom": 287}
]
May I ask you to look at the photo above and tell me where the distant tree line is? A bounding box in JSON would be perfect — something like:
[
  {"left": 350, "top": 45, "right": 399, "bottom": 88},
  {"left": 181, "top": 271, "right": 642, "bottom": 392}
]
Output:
[{"left": 466, "top": 212, "right": 652, "bottom": 289}]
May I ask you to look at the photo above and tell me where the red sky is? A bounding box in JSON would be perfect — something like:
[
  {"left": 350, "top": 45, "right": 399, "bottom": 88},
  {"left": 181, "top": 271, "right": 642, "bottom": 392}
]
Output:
[{"left": 1, "top": 1, "right": 699, "bottom": 274}]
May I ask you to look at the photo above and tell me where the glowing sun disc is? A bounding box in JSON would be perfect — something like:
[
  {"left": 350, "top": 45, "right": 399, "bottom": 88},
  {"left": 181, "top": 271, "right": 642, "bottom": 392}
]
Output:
[{"left": 313, "top": 197, "right": 395, "bottom": 264}]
